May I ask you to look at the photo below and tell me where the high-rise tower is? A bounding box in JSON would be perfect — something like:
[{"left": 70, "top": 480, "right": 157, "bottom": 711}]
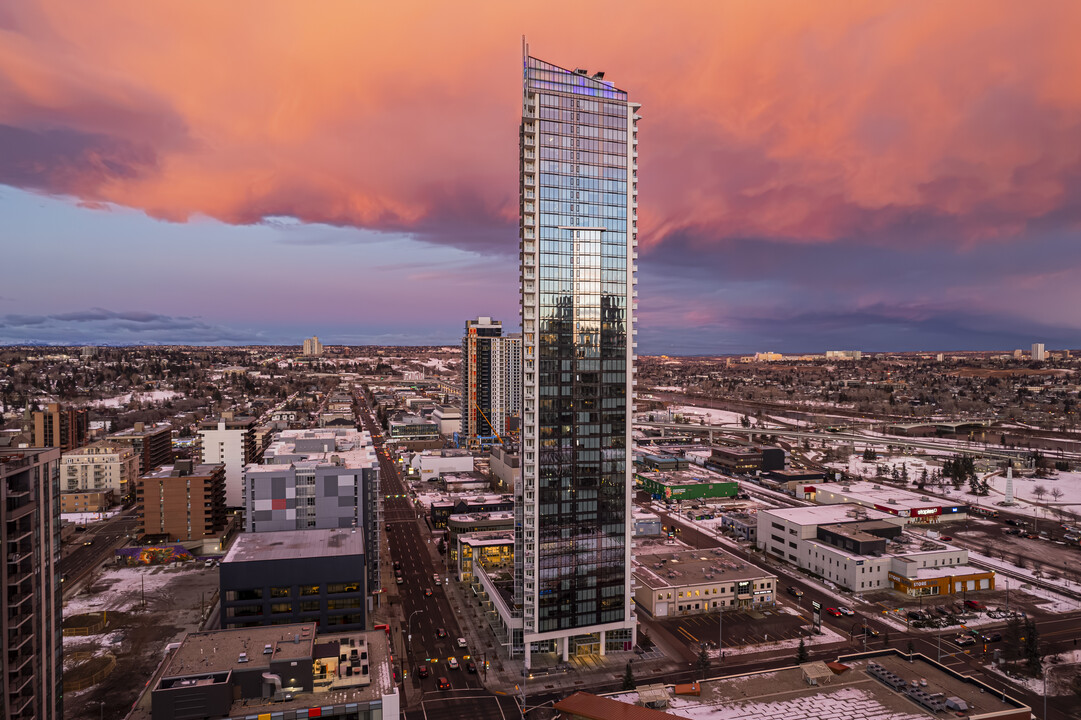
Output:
[{"left": 512, "top": 49, "right": 639, "bottom": 666}]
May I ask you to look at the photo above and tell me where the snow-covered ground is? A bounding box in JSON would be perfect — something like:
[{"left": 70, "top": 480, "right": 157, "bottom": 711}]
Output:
[
  {"left": 63, "top": 566, "right": 182, "bottom": 615},
  {"left": 969, "top": 470, "right": 1081, "bottom": 516},
  {"left": 668, "top": 406, "right": 767, "bottom": 427},
  {"left": 61, "top": 509, "right": 121, "bottom": 524},
  {"left": 827, "top": 453, "right": 939, "bottom": 482},
  {"left": 86, "top": 390, "right": 181, "bottom": 408}
]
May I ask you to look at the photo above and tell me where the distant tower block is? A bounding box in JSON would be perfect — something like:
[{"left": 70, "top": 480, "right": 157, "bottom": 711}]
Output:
[{"left": 1003, "top": 466, "right": 1015, "bottom": 505}]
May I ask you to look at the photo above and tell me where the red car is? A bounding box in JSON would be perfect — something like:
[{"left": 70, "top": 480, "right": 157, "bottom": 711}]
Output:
[{"left": 825, "top": 607, "right": 843, "bottom": 617}]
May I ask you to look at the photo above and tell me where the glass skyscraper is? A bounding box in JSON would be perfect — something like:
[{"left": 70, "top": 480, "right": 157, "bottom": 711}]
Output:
[{"left": 513, "top": 51, "right": 639, "bottom": 666}]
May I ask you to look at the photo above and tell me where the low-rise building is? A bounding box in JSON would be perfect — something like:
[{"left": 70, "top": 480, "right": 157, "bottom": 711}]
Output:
[
  {"left": 633, "top": 549, "right": 776, "bottom": 618},
  {"left": 430, "top": 494, "right": 513, "bottom": 529},
  {"left": 431, "top": 405, "right": 461, "bottom": 436},
  {"left": 137, "top": 461, "right": 227, "bottom": 542},
  {"left": 708, "top": 445, "right": 786, "bottom": 474},
  {"left": 719, "top": 511, "right": 757, "bottom": 542},
  {"left": 150, "top": 623, "right": 399, "bottom": 720},
  {"left": 60, "top": 489, "right": 114, "bottom": 514},
  {"left": 408, "top": 448, "right": 473, "bottom": 481},
  {"left": 636, "top": 467, "right": 739, "bottom": 502},
  {"left": 488, "top": 445, "right": 519, "bottom": 490},
  {"left": 447, "top": 511, "right": 514, "bottom": 541},
  {"left": 220, "top": 529, "right": 367, "bottom": 630},
  {"left": 757, "top": 505, "right": 993, "bottom": 596},
  {"left": 800, "top": 481, "right": 969, "bottom": 524},
  {"left": 61, "top": 440, "right": 140, "bottom": 499},
  {"left": 387, "top": 414, "right": 439, "bottom": 441}
]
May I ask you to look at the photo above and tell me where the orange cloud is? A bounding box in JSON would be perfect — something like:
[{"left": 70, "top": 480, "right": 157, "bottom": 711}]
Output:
[{"left": 2, "top": 1, "right": 1080, "bottom": 251}]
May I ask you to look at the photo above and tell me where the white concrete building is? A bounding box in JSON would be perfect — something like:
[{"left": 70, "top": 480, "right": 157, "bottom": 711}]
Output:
[
  {"left": 61, "top": 440, "right": 140, "bottom": 499},
  {"left": 758, "top": 505, "right": 993, "bottom": 596},
  {"left": 1031, "top": 343, "right": 1046, "bottom": 361},
  {"left": 409, "top": 449, "right": 473, "bottom": 481},
  {"left": 199, "top": 415, "right": 259, "bottom": 508}
]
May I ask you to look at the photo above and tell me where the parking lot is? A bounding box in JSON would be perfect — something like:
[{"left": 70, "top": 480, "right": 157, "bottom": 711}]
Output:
[{"left": 656, "top": 606, "right": 810, "bottom": 650}]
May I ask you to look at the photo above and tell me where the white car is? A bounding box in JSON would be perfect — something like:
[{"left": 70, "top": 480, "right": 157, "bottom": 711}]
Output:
[
  {"left": 447, "top": 657, "right": 459, "bottom": 670},
  {"left": 837, "top": 606, "right": 854, "bottom": 616},
  {"left": 456, "top": 637, "right": 468, "bottom": 649},
  {"left": 433, "top": 574, "right": 440, "bottom": 586}
]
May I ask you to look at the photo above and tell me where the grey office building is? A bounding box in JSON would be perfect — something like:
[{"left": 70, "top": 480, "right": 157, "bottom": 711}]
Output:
[
  {"left": 509, "top": 50, "right": 639, "bottom": 666},
  {"left": 219, "top": 529, "right": 366, "bottom": 631},
  {"left": 243, "top": 428, "right": 381, "bottom": 603},
  {"left": 2, "top": 447, "right": 62, "bottom": 720}
]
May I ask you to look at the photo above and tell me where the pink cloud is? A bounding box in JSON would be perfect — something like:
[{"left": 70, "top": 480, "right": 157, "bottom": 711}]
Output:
[{"left": 1, "top": 1, "right": 1079, "bottom": 253}]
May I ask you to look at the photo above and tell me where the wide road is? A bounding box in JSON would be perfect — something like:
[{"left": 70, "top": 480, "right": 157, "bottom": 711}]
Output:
[
  {"left": 353, "top": 390, "right": 494, "bottom": 708},
  {"left": 60, "top": 507, "right": 140, "bottom": 595}
]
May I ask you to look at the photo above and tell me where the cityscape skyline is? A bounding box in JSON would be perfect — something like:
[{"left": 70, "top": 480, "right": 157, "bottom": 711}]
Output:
[{"left": 3, "top": 2, "right": 1081, "bottom": 353}]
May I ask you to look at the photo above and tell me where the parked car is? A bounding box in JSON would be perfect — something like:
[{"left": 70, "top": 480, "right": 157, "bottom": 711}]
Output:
[
  {"left": 964, "top": 600, "right": 985, "bottom": 611},
  {"left": 437, "top": 676, "right": 451, "bottom": 690},
  {"left": 939, "top": 535, "right": 953, "bottom": 541}
]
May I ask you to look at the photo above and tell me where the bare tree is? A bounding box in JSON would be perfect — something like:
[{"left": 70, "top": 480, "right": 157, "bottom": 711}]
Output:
[
  {"left": 1033, "top": 484, "right": 1048, "bottom": 502},
  {"left": 1050, "top": 487, "right": 1064, "bottom": 503}
]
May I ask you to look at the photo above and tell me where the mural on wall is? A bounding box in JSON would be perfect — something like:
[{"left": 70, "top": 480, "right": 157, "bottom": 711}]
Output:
[{"left": 115, "top": 545, "right": 193, "bottom": 566}]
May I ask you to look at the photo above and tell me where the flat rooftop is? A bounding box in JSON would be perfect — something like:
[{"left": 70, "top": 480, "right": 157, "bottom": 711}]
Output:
[
  {"left": 608, "top": 651, "right": 1026, "bottom": 720},
  {"left": 458, "top": 530, "right": 515, "bottom": 547},
  {"left": 165, "top": 623, "right": 317, "bottom": 677},
  {"left": 818, "top": 482, "right": 960, "bottom": 512},
  {"left": 223, "top": 528, "right": 364, "bottom": 564},
  {"left": 637, "top": 468, "right": 735, "bottom": 486},
  {"left": 634, "top": 548, "right": 774, "bottom": 591},
  {"left": 142, "top": 463, "right": 222, "bottom": 480},
  {"left": 766, "top": 504, "right": 898, "bottom": 525}
]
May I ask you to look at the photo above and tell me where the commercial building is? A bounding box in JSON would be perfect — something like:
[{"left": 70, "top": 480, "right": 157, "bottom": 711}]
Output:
[
  {"left": 431, "top": 405, "right": 461, "bottom": 436},
  {"left": 708, "top": 445, "right": 785, "bottom": 474},
  {"left": 61, "top": 440, "right": 139, "bottom": 499},
  {"left": 303, "top": 335, "right": 324, "bottom": 356},
  {"left": 243, "top": 428, "right": 381, "bottom": 598},
  {"left": 408, "top": 448, "right": 473, "bottom": 481},
  {"left": 386, "top": 414, "right": 439, "bottom": 442},
  {"left": 60, "top": 489, "right": 114, "bottom": 514},
  {"left": 447, "top": 511, "right": 514, "bottom": 541},
  {"left": 801, "top": 481, "right": 969, "bottom": 524},
  {"left": 199, "top": 414, "right": 260, "bottom": 508},
  {"left": 430, "top": 494, "right": 514, "bottom": 529},
  {"left": 219, "top": 529, "right": 366, "bottom": 630},
  {"left": 489, "top": 444, "right": 520, "bottom": 490},
  {"left": 1, "top": 447, "right": 62, "bottom": 720},
  {"left": 1031, "top": 342, "right": 1046, "bottom": 361},
  {"left": 31, "top": 402, "right": 88, "bottom": 452},
  {"left": 633, "top": 549, "right": 776, "bottom": 618},
  {"left": 106, "top": 421, "right": 173, "bottom": 475},
  {"left": 825, "top": 350, "right": 863, "bottom": 360},
  {"left": 758, "top": 505, "right": 993, "bottom": 596},
  {"left": 136, "top": 461, "right": 227, "bottom": 542},
  {"left": 555, "top": 650, "right": 1031, "bottom": 720},
  {"left": 509, "top": 51, "right": 639, "bottom": 665},
  {"left": 150, "top": 623, "right": 399, "bottom": 720},
  {"left": 635, "top": 469, "right": 738, "bottom": 502}
]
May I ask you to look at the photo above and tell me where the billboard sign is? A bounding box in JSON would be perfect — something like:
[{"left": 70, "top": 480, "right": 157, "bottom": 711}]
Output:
[{"left": 812, "top": 600, "right": 822, "bottom": 631}]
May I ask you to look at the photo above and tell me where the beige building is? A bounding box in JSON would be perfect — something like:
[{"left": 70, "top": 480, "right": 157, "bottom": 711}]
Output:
[
  {"left": 62, "top": 440, "right": 140, "bottom": 499},
  {"left": 633, "top": 549, "right": 776, "bottom": 618}
]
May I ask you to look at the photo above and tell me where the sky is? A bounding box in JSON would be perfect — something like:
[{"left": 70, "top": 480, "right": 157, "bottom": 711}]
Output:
[{"left": 2, "top": 1, "right": 1080, "bottom": 354}]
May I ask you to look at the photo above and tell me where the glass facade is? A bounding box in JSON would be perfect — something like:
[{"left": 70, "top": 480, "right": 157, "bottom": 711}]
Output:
[{"left": 517, "top": 54, "right": 638, "bottom": 653}]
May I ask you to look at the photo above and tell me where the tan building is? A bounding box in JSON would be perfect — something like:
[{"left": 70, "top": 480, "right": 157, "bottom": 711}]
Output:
[
  {"left": 60, "top": 489, "right": 114, "bottom": 514},
  {"left": 136, "top": 460, "right": 227, "bottom": 542},
  {"left": 61, "top": 440, "right": 140, "bottom": 499},
  {"left": 633, "top": 549, "right": 776, "bottom": 618},
  {"left": 32, "top": 402, "right": 88, "bottom": 452},
  {"left": 106, "top": 421, "right": 173, "bottom": 474}
]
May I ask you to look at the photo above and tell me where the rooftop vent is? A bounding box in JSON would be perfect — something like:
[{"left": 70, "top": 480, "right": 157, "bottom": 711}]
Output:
[{"left": 237, "top": 653, "right": 248, "bottom": 663}]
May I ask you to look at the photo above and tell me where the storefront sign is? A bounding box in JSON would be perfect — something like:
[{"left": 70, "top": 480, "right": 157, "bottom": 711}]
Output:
[{"left": 915, "top": 507, "right": 940, "bottom": 516}]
